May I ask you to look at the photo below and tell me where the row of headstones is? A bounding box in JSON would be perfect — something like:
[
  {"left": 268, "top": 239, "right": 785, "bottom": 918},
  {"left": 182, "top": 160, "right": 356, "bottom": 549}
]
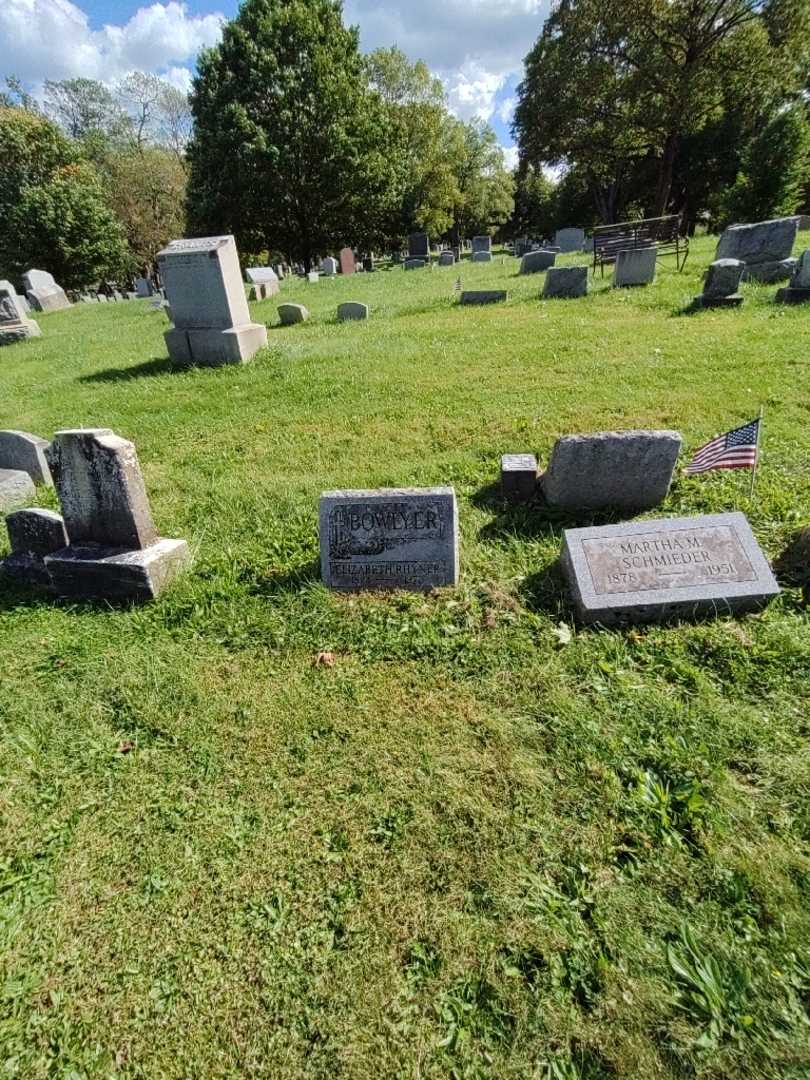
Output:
[
  {"left": 698, "top": 217, "right": 810, "bottom": 306},
  {"left": 1, "top": 425, "right": 790, "bottom": 626}
]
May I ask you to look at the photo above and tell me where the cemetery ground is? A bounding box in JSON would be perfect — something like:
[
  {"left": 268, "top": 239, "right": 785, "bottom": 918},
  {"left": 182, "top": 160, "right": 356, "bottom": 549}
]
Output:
[{"left": 1, "top": 235, "right": 809, "bottom": 1079}]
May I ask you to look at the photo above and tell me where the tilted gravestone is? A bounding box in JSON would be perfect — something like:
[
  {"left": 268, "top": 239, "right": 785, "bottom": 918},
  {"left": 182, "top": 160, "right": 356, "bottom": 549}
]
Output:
[
  {"left": 2, "top": 509, "right": 69, "bottom": 587},
  {"left": 562, "top": 512, "right": 780, "bottom": 625},
  {"left": 23, "top": 269, "right": 70, "bottom": 313},
  {"left": 542, "top": 430, "right": 682, "bottom": 511},
  {"left": 696, "top": 259, "right": 744, "bottom": 308},
  {"left": 543, "top": 265, "right": 588, "bottom": 299},
  {"left": 408, "top": 233, "right": 430, "bottom": 259},
  {"left": 337, "top": 302, "right": 368, "bottom": 321},
  {"left": 339, "top": 248, "right": 356, "bottom": 275},
  {"left": 460, "top": 290, "right": 507, "bottom": 305},
  {"left": 320, "top": 488, "right": 459, "bottom": 592},
  {"left": 776, "top": 250, "right": 810, "bottom": 304},
  {"left": 246, "top": 266, "right": 280, "bottom": 300},
  {"left": 520, "top": 251, "right": 556, "bottom": 274},
  {"left": 0, "top": 287, "right": 41, "bottom": 345},
  {"left": 501, "top": 454, "right": 538, "bottom": 503},
  {"left": 613, "top": 247, "right": 657, "bottom": 287},
  {"left": 43, "top": 429, "right": 190, "bottom": 600},
  {"left": 555, "top": 227, "right": 586, "bottom": 253},
  {"left": 158, "top": 236, "right": 268, "bottom": 366},
  {"left": 278, "top": 303, "right": 309, "bottom": 325},
  {"left": 0, "top": 431, "right": 52, "bottom": 485},
  {"left": 716, "top": 217, "right": 798, "bottom": 283}
]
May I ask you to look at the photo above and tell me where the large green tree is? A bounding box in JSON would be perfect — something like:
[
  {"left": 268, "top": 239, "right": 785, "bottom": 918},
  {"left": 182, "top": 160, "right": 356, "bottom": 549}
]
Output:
[
  {"left": 186, "top": 0, "right": 394, "bottom": 268},
  {"left": 447, "top": 119, "right": 514, "bottom": 242}
]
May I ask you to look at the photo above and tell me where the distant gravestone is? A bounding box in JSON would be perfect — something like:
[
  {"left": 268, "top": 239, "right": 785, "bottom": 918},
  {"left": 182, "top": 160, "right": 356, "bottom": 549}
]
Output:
[
  {"left": 0, "top": 281, "right": 30, "bottom": 321},
  {"left": 472, "top": 236, "right": 492, "bottom": 255},
  {"left": 0, "top": 469, "right": 35, "bottom": 512},
  {"left": 520, "top": 251, "right": 556, "bottom": 274},
  {"left": 408, "top": 233, "right": 430, "bottom": 259},
  {"left": 307, "top": 271, "right": 320, "bottom": 283},
  {"left": 246, "top": 266, "right": 280, "bottom": 300},
  {"left": 404, "top": 258, "right": 426, "bottom": 270},
  {"left": 337, "top": 302, "right": 368, "bottom": 321},
  {"left": 0, "top": 431, "right": 52, "bottom": 485},
  {"left": 460, "top": 290, "right": 507, "bottom": 305},
  {"left": 320, "top": 488, "right": 459, "bottom": 592},
  {"left": 278, "top": 303, "right": 309, "bottom": 325},
  {"left": 614, "top": 247, "right": 657, "bottom": 287},
  {"left": 43, "top": 428, "right": 189, "bottom": 600},
  {"left": 135, "top": 276, "right": 154, "bottom": 298},
  {"left": 716, "top": 217, "right": 799, "bottom": 282},
  {"left": 157, "top": 236, "right": 268, "bottom": 366},
  {"left": 543, "top": 265, "right": 588, "bottom": 299},
  {"left": 23, "top": 269, "right": 70, "bottom": 313},
  {"left": 321, "top": 257, "right": 338, "bottom": 276},
  {"left": 439, "top": 251, "right": 455, "bottom": 266},
  {"left": 339, "top": 248, "right": 356, "bottom": 275},
  {"left": 501, "top": 454, "right": 538, "bottom": 503},
  {"left": 555, "top": 227, "right": 586, "bottom": 253},
  {"left": 562, "top": 512, "right": 780, "bottom": 625},
  {"left": 696, "top": 259, "right": 744, "bottom": 308},
  {"left": 0, "top": 287, "right": 41, "bottom": 345},
  {"left": 471, "top": 252, "right": 492, "bottom": 263},
  {"left": 776, "top": 250, "right": 810, "bottom": 304},
  {"left": 542, "top": 430, "right": 682, "bottom": 511},
  {"left": 363, "top": 256, "right": 375, "bottom": 273}
]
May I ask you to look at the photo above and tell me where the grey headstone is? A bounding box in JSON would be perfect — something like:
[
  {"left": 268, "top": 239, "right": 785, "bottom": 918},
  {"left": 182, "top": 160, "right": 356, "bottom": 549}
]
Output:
[
  {"left": 744, "top": 257, "right": 798, "bottom": 284},
  {"left": 0, "top": 281, "right": 28, "bottom": 321},
  {"left": 614, "top": 247, "right": 657, "bottom": 287},
  {"left": 278, "top": 303, "right": 309, "bottom": 325},
  {"left": 321, "top": 257, "right": 338, "bottom": 276},
  {"left": 439, "top": 251, "right": 455, "bottom": 266},
  {"left": 555, "top": 227, "right": 586, "bottom": 253},
  {"left": 472, "top": 236, "right": 492, "bottom": 254},
  {"left": 22, "top": 269, "right": 70, "bottom": 312},
  {"left": 246, "top": 266, "right": 280, "bottom": 300},
  {"left": 44, "top": 538, "right": 190, "bottom": 602},
  {"left": 307, "top": 271, "right": 320, "bottom": 283},
  {"left": 337, "top": 302, "right": 368, "bottom": 321},
  {"left": 543, "top": 265, "right": 588, "bottom": 299},
  {"left": 320, "top": 487, "right": 459, "bottom": 592},
  {"left": 702, "top": 259, "right": 744, "bottom": 299},
  {"left": 135, "top": 277, "right": 154, "bottom": 297},
  {"left": 775, "top": 250, "right": 810, "bottom": 303},
  {"left": 408, "top": 233, "right": 430, "bottom": 259},
  {"left": 562, "top": 512, "right": 780, "bottom": 625},
  {"left": 404, "top": 259, "right": 426, "bottom": 270},
  {"left": 459, "top": 291, "right": 507, "bottom": 305},
  {"left": 46, "top": 429, "right": 158, "bottom": 549},
  {"left": 542, "top": 430, "right": 682, "bottom": 511},
  {"left": 6, "top": 508, "right": 68, "bottom": 555},
  {"left": 501, "top": 454, "right": 538, "bottom": 503},
  {"left": 0, "top": 469, "right": 35, "bottom": 511},
  {"left": 471, "top": 252, "right": 492, "bottom": 263},
  {"left": 0, "top": 285, "right": 42, "bottom": 343},
  {"left": 716, "top": 217, "right": 798, "bottom": 266},
  {"left": 0, "top": 431, "right": 52, "bottom": 485},
  {"left": 520, "top": 251, "right": 556, "bottom": 274}
]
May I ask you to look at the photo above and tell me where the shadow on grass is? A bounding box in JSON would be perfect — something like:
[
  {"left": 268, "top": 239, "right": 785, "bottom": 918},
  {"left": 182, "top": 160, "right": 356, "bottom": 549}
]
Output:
[
  {"left": 247, "top": 558, "right": 322, "bottom": 597},
  {"left": 0, "top": 577, "right": 142, "bottom": 613},
  {"left": 79, "top": 356, "right": 177, "bottom": 383},
  {"left": 472, "top": 482, "right": 628, "bottom": 543},
  {"left": 518, "top": 558, "right": 570, "bottom": 617}
]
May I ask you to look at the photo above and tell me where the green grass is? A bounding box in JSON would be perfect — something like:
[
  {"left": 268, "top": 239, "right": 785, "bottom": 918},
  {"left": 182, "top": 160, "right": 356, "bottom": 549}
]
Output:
[{"left": 1, "top": 236, "right": 809, "bottom": 1078}]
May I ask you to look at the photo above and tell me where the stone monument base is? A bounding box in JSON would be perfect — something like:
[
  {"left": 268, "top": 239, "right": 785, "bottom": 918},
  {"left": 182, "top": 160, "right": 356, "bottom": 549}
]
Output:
[
  {"left": 165, "top": 323, "right": 268, "bottom": 366},
  {"left": 0, "top": 318, "right": 41, "bottom": 346},
  {"left": 775, "top": 286, "right": 810, "bottom": 305},
  {"left": 45, "top": 538, "right": 190, "bottom": 601},
  {"left": 695, "top": 294, "right": 743, "bottom": 308}
]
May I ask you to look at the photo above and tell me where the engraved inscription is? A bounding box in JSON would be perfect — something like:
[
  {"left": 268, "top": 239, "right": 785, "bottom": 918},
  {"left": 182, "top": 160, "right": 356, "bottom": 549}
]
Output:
[
  {"left": 164, "top": 237, "right": 228, "bottom": 253},
  {"left": 583, "top": 525, "right": 756, "bottom": 595},
  {"left": 328, "top": 502, "right": 444, "bottom": 559}
]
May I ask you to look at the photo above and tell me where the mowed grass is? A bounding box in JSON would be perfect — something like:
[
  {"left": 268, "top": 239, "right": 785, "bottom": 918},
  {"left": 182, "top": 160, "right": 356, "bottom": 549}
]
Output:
[{"left": 1, "top": 235, "right": 809, "bottom": 1079}]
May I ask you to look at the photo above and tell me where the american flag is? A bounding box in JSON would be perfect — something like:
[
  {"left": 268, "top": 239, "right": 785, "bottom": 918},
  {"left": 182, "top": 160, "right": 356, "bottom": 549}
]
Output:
[{"left": 686, "top": 417, "right": 761, "bottom": 475}]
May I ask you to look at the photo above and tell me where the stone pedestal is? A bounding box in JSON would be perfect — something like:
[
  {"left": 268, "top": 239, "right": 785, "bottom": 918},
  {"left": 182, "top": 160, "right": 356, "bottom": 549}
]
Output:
[
  {"left": 501, "top": 454, "right": 538, "bottom": 502},
  {"left": 45, "top": 539, "right": 189, "bottom": 602}
]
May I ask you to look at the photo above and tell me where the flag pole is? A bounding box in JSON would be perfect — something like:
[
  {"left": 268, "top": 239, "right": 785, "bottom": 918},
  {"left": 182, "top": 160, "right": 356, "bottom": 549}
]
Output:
[{"left": 748, "top": 404, "right": 765, "bottom": 500}]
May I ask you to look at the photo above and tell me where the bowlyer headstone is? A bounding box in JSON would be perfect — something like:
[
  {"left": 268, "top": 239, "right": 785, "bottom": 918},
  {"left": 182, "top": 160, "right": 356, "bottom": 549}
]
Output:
[
  {"left": 278, "top": 303, "right": 309, "bottom": 325},
  {"left": 404, "top": 259, "right": 426, "bottom": 270},
  {"left": 542, "top": 430, "right": 682, "bottom": 511},
  {"left": 44, "top": 429, "right": 189, "bottom": 600},
  {"left": 614, "top": 247, "right": 657, "bottom": 287},
  {"left": 471, "top": 252, "right": 492, "bottom": 263},
  {"left": 562, "top": 512, "right": 780, "bottom": 625},
  {"left": 339, "top": 248, "right": 356, "bottom": 275},
  {"left": 246, "top": 266, "right": 280, "bottom": 300},
  {"left": 439, "top": 251, "right": 456, "bottom": 266},
  {"left": 158, "top": 236, "right": 267, "bottom": 366},
  {"left": 0, "top": 431, "right": 52, "bottom": 485},
  {"left": 408, "top": 233, "right": 430, "bottom": 260},
  {"left": 716, "top": 217, "right": 798, "bottom": 283},
  {"left": 22, "top": 269, "right": 70, "bottom": 313},
  {"left": 555, "top": 227, "right": 586, "bottom": 253},
  {"left": 320, "top": 488, "right": 459, "bottom": 592}
]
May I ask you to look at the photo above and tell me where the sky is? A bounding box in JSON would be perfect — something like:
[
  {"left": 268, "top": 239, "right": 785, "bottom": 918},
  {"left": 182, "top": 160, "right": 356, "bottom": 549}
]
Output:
[{"left": 0, "top": 0, "right": 553, "bottom": 166}]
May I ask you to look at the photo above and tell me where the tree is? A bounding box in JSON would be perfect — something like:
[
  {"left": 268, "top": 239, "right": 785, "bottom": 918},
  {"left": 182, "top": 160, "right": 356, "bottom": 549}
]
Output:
[
  {"left": 510, "top": 164, "right": 558, "bottom": 239},
  {"left": 186, "top": 0, "right": 394, "bottom": 269},
  {"left": 103, "top": 147, "right": 188, "bottom": 267},
  {"left": 44, "top": 78, "right": 129, "bottom": 142},
  {"left": 156, "top": 83, "right": 193, "bottom": 160},
  {"left": 117, "top": 71, "right": 165, "bottom": 150},
  {"left": 448, "top": 119, "right": 514, "bottom": 241}
]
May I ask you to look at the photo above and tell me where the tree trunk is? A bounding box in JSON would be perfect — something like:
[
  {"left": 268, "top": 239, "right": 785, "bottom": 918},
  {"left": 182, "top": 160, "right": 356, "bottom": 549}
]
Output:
[{"left": 653, "top": 133, "right": 680, "bottom": 218}]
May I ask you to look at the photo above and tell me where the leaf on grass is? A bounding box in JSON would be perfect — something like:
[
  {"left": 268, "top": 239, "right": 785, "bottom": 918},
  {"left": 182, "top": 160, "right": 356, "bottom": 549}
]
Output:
[
  {"left": 116, "top": 740, "right": 135, "bottom": 754},
  {"left": 314, "top": 650, "right": 336, "bottom": 668},
  {"left": 551, "top": 622, "right": 573, "bottom": 646}
]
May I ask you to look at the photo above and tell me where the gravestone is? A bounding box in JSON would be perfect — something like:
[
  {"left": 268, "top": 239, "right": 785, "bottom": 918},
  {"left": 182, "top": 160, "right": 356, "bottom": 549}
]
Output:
[
  {"left": 799, "top": 216, "right": 810, "bottom": 231},
  {"left": 0, "top": 281, "right": 31, "bottom": 321},
  {"left": 339, "top": 248, "right": 356, "bottom": 275},
  {"left": 520, "top": 251, "right": 556, "bottom": 274},
  {"left": 472, "top": 236, "right": 492, "bottom": 255},
  {"left": 408, "top": 233, "right": 430, "bottom": 259},
  {"left": 555, "top": 227, "right": 586, "bottom": 253},
  {"left": 0, "top": 431, "right": 52, "bottom": 485},
  {"left": 404, "top": 259, "right": 426, "bottom": 270},
  {"left": 716, "top": 217, "right": 799, "bottom": 282},
  {"left": 439, "top": 251, "right": 455, "bottom": 266},
  {"left": 2, "top": 508, "right": 68, "bottom": 587},
  {"left": 278, "top": 303, "right": 309, "bottom": 325},
  {"left": 337, "top": 302, "right": 368, "bottom": 321},
  {"left": 246, "top": 266, "right": 280, "bottom": 300},
  {"left": 562, "top": 512, "right": 780, "bottom": 625},
  {"left": 696, "top": 259, "right": 744, "bottom": 308},
  {"left": 43, "top": 429, "right": 189, "bottom": 600},
  {"left": 776, "top": 250, "right": 810, "bottom": 304},
  {"left": 0, "top": 287, "right": 41, "bottom": 345},
  {"left": 543, "top": 265, "right": 588, "bottom": 299},
  {"left": 157, "top": 236, "right": 267, "bottom": 366},
  {"left": 320, "top": 488, "right": 459, "bottom": 591},
  {"left": 0, "top": 469, "right": 35, "bottom": 511},
  {"left": 363, "top": 256, "right": 375, "bottom": 273},
  {"left": 460, "top": 290, "right": 507, "bottom": 305},
  {"left": 135, "top": 276, "right": 154, "bottom": 298},
  {"left": 307, "top": 271, "right": 320, "bottom": 283},
  {"left": 23, "top": 269, "right": 70, "bottom": 312},
  {"left": 322, "top": 256, "right": 338, "bottom": 276},
  {"left": 501, "top": 454, "right": 538, "bottom": 502},
  {"left": 542, "top": 430, "right": 682, "bottom": 511},
  {"left": 471, "top": 252, "right": 492, "bottom": 263},
  {"left": 614, "top": 247, "right": 657, "bottom": 287}
]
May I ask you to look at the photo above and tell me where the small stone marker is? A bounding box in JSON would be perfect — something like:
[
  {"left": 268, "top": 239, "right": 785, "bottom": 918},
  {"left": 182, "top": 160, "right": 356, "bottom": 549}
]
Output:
[
  {"left": 543, "top": 265, "right": 588, "bottom": 299},
  {"left": 43, "top": 429, "right": 189, "bottom": 601},
  {"left": 561, "top": 512, "right": 780, "bottom": 625},
  {"left": 613, "top": 247, "right": 657, "bottom": 287},
  {"left": 520, "top": 251, "right": 556, "bottom": 274},
  {"left": 0, "top": 287, "right": 41, "bottom": 345},
  {"left": 404, "top": 258, "right": 426, "bottom": 270},
  {"left": 246, "top": 266, "right": 280, "bottom": 300},
  {"left": 278, "top": 303, "right": 309, "bottom": 325},
  {"left": 339, "top": 248, "right": 356, "bottom": 275},
  {"left": 716, "top": 217, "right": 799, "bottom": 283},
  {"left": 408, "top": 232, "right": 430, "bottom": 259},
  {"left": 542, "top": 430, "right": 682, "bottom": 511},
  {"left": 501, "top": 454, "right": 538, "bottom": 503},
  {"left": 337, "top": 302, "right": 368, "bottom": 321},
  {"left": 0, "top": 469, "right": 35, "bottom": 511},
  {"left": 472, "top": 236, "right": 492, "bottom": 255},
  {"left": 696, "top": 259, "right": 744, "bottom": 308},
  {"left": 23, "top": 269, "right": 70, "bottom": 312},
  {"left": 363, "top": 256, "right": 375, "bottom": 273},
  {"left": 320, "top": 487, "right": 459, "bottom": 592},
  {"left": 321, "top": 257, "right": 338, "bottom": 276},
  {"left": 460, "top": 290, "right": 507, "bottom": 305},
  {"left": 307, "top": 271, "right": 320, "bottom": 283},
  {"left": 555, "top": 227, "right": 586, "bottom": 253},
  {"left": 0, "top": 431, "right": 52, "bottom": 485},
  {"left": 471, "top": 252, "right": 492, "bottom": 263},
  {"left": 157, "top": 236, "right": 268, "bottom": 366},
  {"left": 439, "top": 251, "right": 455, "bottom": 266},
  {"left": 776, "top": 250, "right": 810, "bottom": 304},
  {"left": 2, "top": 509, "right": 68, "bottom": 587},
  {"left": 135, "top": 276, "right": 154, "bottom": 298}
]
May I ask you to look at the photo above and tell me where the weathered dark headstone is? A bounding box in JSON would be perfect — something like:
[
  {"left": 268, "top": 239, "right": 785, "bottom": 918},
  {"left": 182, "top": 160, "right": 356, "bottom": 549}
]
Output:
[
  {"left": 696, "top": 259, "right": 744, "bottom": 308},
  {"left": 472, "top": 236, "right": 492, "bottom": 255},
  {"left": 614, "top": 247, "right": 657, "bottom": 287},
  {"left": 520, "top": 251, "right": 555, "bottom": 274},
  {"left": 501, "top": 454, "right": 538, "bottom": 502},
  {"left": 337, "top": 302, "right": 368, "bottom": 321},
  {"left": 408, "top": 233, "right": 430, "bottom": 259},
  {"left": 460, "top": 290, "right": 507, "bottom": 305},
  {"left": 439, "top": 251, "right": 455, "bottom": 266},
  {"left": 555, "top": 227, "right": 586, "bottom": 253},
  {"left": 278, "top": 303, "right": 309, "bottom": 325},
  {"left": 0, "top": 431, "right": 52, "bottom": 485},
  {"left": 562, "top": 512, "right": 780, "bottom": 625},
  {"left": 320, "top": 488, "right": 459, "bottom": 591},
  {"left": 776, "top": 250, "right": 810, "bottom": 304},
  {"left": 2, "top": 508, "right": 69, "bottom": 587},
  {"left": 404, "top": 258, "right": 426, "bottom": 270},
  {"left": 0, "top": 288, "right": 42, "bottom": 345},
  {"left": 543, "top": 266, "right": 588, "bottom": 299},
  {"left": 471, "top": 252, "right": 492, "bottom": 263},
  {"left": 716, "top": 217, "right": 798, "bottom": 282}
]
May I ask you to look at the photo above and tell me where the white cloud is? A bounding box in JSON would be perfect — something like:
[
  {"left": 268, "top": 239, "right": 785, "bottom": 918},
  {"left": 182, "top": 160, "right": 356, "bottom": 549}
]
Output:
[
  {"left": 0, "top": 0, "right": 223, "bottom": 85},
  {"left": 498, "top": 96, "right": 517, "bottom": 125},
  {"left": 444, "top": 63, "right": 505, "bottom": 122}
]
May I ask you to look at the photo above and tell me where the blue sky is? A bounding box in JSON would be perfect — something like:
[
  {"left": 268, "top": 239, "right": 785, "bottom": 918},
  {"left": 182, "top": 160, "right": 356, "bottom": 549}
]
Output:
[{"left": 1, "top": 1, "right": 551, "bottom": 162}]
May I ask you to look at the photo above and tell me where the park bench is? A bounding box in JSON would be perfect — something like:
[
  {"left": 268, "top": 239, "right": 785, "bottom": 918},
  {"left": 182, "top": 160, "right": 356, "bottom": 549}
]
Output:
[{"left": 593, "top": 215, "right": 689, "bottom": 274}]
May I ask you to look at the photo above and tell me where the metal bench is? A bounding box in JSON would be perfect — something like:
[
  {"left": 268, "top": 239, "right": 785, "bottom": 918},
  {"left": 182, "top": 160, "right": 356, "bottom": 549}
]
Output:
[{"left": 593, "top": 215, "right": 689, "bottom": 274}]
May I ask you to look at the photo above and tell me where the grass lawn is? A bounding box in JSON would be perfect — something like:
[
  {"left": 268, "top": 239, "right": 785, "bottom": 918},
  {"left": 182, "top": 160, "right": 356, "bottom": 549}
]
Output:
[{"left": 1, "top": 235, "right": 809, "bottom": 1078}]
